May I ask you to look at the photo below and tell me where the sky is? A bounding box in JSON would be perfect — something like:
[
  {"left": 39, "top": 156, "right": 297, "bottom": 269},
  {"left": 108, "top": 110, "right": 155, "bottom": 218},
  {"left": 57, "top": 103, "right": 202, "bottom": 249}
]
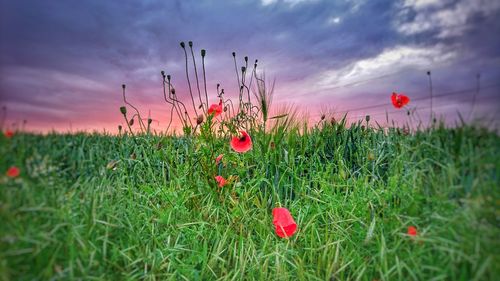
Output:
[{"left": 1, "top": 0, "right": 499, "bottom": 133}]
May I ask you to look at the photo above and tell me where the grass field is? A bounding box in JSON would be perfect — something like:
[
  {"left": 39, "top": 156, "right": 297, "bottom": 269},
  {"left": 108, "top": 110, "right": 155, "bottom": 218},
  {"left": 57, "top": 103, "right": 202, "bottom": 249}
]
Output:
[{"left": 1, "top": 120, "right": 499, "bottom": 280}]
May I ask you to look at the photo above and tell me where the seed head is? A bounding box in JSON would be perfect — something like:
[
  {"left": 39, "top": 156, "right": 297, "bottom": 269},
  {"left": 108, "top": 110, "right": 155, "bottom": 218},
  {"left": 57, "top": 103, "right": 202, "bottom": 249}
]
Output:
[
  {"left": 171, "top": 88, "right": 176, "bottom": 95},
  {"left": 201, "top": 49, "right": 206, "bottom": 57},
  {"left": 180, "top": 41, "right": 185, "bottom": 48},
  {"left": 232, "top": 52, "right": 236, "bottom": 57},
  {"left": 244, "top": 56, "right": 248, "bottom": 62},
  {"left": 120, "top": 106, "right": 127, "bottom": 115},
  {"left": 365, "top": 115, "right": 370, "bottom": 122},
  {"left": 241, "top": 66, "right": 246, "bottom": 73},
  {"left": 148, "top": 118, "right": 152, "bottom": 125},
  {"left": 196, "top": 114, "right": 204, "bottom": 125},
  {"left": 122, "top": 84, "right": 126, "bottom": 89},
  {"left": 367, "top": 152, "right": 375, "bottom": 161},
  {"left": 188, "top": 41, "right": 193, "bottom": 47},
  {"left": 167, "top": 75, "right": 171, "bottom": 81},
  {"left": 161, "top": 70, "right": 165, "bottom": 77},
  {"left": 118, "top": 125, "right": 122, "bottom": 131}
]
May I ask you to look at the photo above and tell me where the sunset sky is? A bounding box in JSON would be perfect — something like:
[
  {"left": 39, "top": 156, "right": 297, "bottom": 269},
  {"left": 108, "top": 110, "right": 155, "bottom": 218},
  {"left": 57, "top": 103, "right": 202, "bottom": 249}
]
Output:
[{"left": 1, "top": 0, "right": 499, "bottom": 133}]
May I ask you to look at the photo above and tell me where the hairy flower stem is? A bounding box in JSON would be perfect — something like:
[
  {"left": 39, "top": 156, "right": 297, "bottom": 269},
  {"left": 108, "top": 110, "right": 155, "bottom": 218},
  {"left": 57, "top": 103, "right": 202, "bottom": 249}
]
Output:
[
  {"left": 181, "top": 42, "right": 198, "bottom": 117},
  {"left": 161, "top": 73, "right": 182, "bottom": 132},
  {"left": 122, "top": 85, "right": 146, "bottom": 133},
  {"left": 427, "top": 71, "right": 434, "bottom": 125},
  {"left": 0, "top": 106, "right": 6, "bottom": 131},
  {"left": 201, "top": 50, "right": 209, "bottom": 113},
  {"left": 188, "top": 42, "right": 205, "bottom": 115},
  {"left": 166, "top": 76, "right": 193, "bottom": 129}
]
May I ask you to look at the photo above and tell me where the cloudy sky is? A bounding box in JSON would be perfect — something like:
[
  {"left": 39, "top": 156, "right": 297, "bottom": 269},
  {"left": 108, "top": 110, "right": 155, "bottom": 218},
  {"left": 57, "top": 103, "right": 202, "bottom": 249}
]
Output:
[{"left": 1, "top": 0, "right": 499, "bottom": 133}]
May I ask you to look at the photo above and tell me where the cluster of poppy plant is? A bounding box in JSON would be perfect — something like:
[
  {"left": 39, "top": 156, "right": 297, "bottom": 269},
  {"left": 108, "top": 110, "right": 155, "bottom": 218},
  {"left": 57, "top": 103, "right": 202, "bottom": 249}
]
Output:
[
  {"left": 2, "top": 92, "right": 416, "bottom": 239},
  {"left": 207, "top": 99, "right": 298, "bottom": 238}
]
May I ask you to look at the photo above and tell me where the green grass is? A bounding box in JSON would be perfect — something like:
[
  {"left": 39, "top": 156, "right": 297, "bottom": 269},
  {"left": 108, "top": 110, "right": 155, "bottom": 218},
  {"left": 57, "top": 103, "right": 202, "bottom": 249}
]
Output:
[{"left": 0, "top": 122, "right": 499, "bottom": 280}]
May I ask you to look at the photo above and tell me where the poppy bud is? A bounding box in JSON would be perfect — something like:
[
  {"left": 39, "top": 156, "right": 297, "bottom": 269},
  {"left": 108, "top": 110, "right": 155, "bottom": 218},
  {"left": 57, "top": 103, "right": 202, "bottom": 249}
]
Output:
[
  {"left": 161, "top": 70, "right": 165, "bottom": 77},
  {"left": 426, "top": 71, "right": 431, "bottom": 76},
  {"left": 198, "top": 104, "right": 203, "bottom": 109},
  {"left": 232, "top": 52, "right": 236, "bottom": 57},
  {"left": 180, "top": 41, "right": 185, "bottom": 48},
  {"left": 129, "top": 118, "right": 134, "bottom": 126},
  {"left": 241, "top": 66, "right": 246, "bottom": 73},
  {"left": 120, "top": 106, "right": 127, "bottom": 115},
  {"left": 167, "top": 75, "right": 171, "bottom": 81},
  {"left": 201, "top": 49, "right": 206, "bottom": 57},
  {"left": 118, "top": 125, "right": 122, "bottom": 132},
  {"left": 196, "top": 114, "right": 204, "bottom": 125},
  {"left": 215, "top": 154, "right": 223, "bottom": 164},
  {"left": 365, "top": 115, "right": 370, "bottom": 122},
  {"left": 224, "top": 106, "right": 228, "bottom": 112},
  {"left": 321, "top": 114, "right": 325, "bottom": 120},
  {"left": 122, "top": 84, "right": 126, "bottom": 89},
  {"left": 171, "top": 88, "right": 176, "bottom": 95},
  {"left": 217, "top": 83, "right": 220, "bottom": 88},
  {"left": 188, "top": 41, "right": 193, "bottom": 47},
  {"left": 148, "top": 118, "right": 152, "bottom": 125},
  {"left": 244, "top": 56, "right": 248, "bottom": 62},
  {"left": 255, "top": 59, "right": 258, "bottom": 64}
]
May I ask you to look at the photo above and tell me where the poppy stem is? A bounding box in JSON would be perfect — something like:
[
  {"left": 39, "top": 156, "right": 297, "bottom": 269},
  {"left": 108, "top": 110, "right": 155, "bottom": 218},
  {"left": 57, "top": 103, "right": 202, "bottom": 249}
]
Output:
[
  {"left": 468, "top": 73, "right": 480, "bottom": 122},
  {"left": 122, "top": 85, "right": 146, "bottom": 133},
  {"left": 427, "top": 71, "right": 433, "bottom": 125},
  {"left": 189, "top": 42, "right": 205, "bottom": 115},
  {"left": 181, "top": 42, "right": 198, "bottom": 117}
]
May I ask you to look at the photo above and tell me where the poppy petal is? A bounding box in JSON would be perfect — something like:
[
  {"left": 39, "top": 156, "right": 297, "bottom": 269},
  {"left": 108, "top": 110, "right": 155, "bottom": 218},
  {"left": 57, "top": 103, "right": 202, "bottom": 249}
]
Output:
[
  {"left": 230, "top": 131, "right": 252, "bottom": 153},
  {"left": 6, "top": 166, "right": 20, "bottom": 178},
  {"left": 215, "top": 175, "right": 226, "bottom": 187},
  {"left": 407, "top": 226, "right": 417, "bottom": 236},
  {"left": 272, "top": 207, "right": 297, "bottom": 238}
]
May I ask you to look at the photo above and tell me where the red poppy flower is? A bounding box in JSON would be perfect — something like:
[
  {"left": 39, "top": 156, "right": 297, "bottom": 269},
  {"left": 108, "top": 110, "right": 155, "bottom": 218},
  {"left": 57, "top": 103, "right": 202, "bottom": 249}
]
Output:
[
  {"left": 272, "top": 207, "right": 297, "bottom": 238},
  {"left": 6, "top": 166, "right": 20, "bottom": 178},
  {"left": 215, "top": 175, "right": 226, "bottom": 187},
  {"left": 230, "top": 131, "right": 252, "bottom": 153},
  {"left": 391, "top": 92, "right": 410, "bottom": 109},
  {"left": 208, "top": 99, "right": 223, "bottom": 117},
  {"left": 407, "top": 226, "right": 417, "bottom": 236},
  {"left": 215, "top": 154, "right": 224, "bottom": 165},
  {"left": 4, "top": 130, "right": 14, "bottom": 138}
]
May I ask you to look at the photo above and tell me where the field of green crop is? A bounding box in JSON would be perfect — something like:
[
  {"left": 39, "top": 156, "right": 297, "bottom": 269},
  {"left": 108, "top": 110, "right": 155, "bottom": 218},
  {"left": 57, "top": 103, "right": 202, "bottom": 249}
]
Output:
[{"left": 1, "top": 121, "right": 499, "bottom": 280}]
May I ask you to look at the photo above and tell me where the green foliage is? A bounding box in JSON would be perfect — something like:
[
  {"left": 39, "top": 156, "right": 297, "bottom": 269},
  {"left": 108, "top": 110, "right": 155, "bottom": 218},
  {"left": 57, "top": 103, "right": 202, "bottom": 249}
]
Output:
[{"left": 0, "top": 124, "right": 499, "bottom": 280}]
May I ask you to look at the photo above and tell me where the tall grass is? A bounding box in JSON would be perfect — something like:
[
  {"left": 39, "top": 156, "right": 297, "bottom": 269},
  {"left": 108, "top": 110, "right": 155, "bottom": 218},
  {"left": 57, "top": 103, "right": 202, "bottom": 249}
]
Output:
[{"left": 1, "top": 121, "right": 498, "bottom": 280}]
